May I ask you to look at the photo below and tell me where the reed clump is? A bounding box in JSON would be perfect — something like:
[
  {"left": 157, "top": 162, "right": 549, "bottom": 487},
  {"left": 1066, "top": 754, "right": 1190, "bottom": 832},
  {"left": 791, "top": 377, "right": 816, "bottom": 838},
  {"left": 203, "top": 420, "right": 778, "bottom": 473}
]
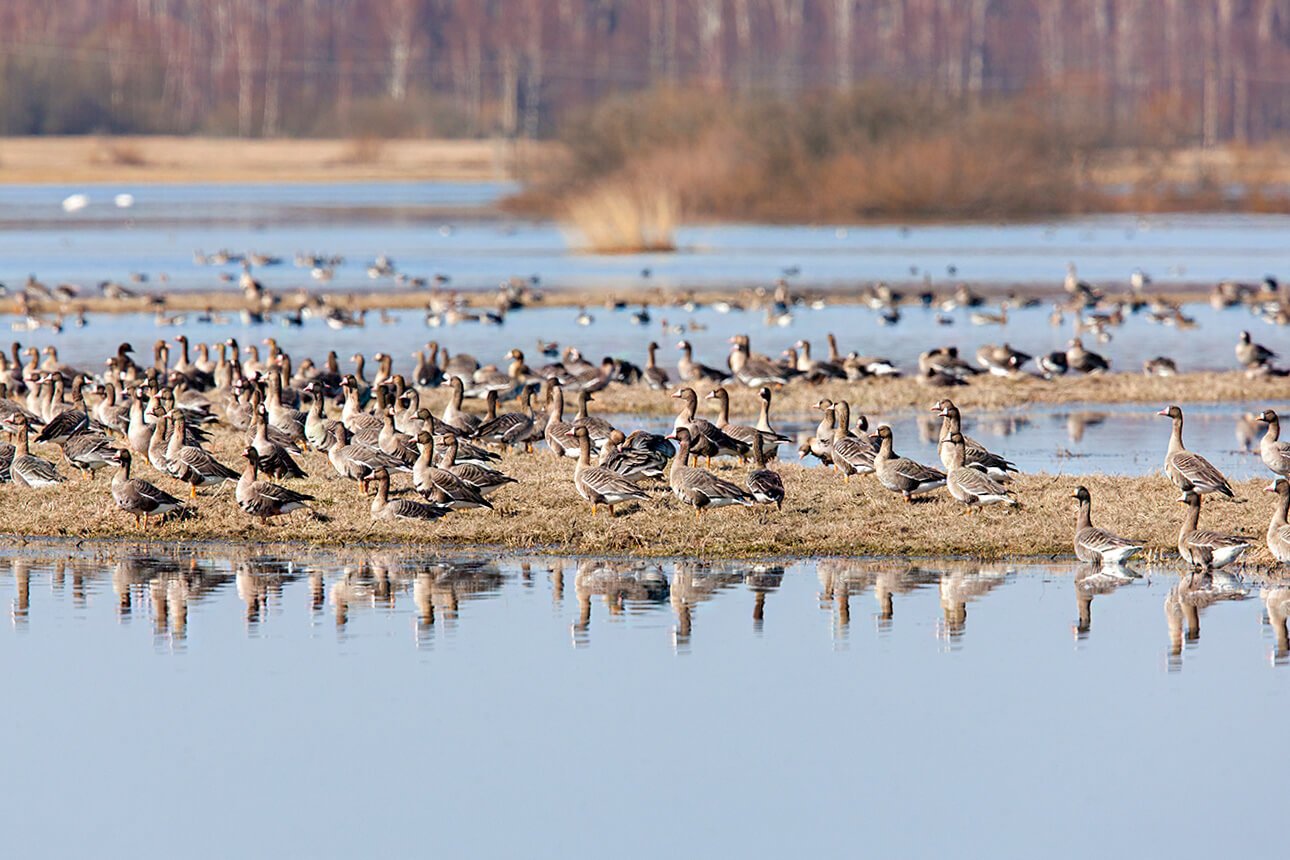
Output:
[
  {"left": 89, "top": 137, "right": 149, "bottom": 167},
  {"left": 562, "top": 177, "right": 679, "bottom": 253}
]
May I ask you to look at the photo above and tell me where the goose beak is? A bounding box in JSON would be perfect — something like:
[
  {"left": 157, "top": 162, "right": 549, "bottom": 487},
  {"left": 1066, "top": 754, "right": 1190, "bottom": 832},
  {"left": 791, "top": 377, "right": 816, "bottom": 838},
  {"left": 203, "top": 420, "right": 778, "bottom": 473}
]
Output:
[
  {"left": 1156, "top": 409, "right": 1169, "bottom": 416},
  {"left": 703, "top": 391, "right": 715, "bottom": 399},
  {"left": 665, "top": 434, "right": 678, "bottom": 441},
  {"left": 1265, "top": 483, "right": 1279, "bottom": 493}
]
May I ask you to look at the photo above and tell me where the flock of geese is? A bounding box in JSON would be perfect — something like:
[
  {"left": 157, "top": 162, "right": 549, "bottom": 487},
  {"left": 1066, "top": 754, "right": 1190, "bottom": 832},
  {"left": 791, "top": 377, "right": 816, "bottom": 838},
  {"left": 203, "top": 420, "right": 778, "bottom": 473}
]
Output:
[{"left": 0, "top": 328, "right": 1283, "bottom": 576}]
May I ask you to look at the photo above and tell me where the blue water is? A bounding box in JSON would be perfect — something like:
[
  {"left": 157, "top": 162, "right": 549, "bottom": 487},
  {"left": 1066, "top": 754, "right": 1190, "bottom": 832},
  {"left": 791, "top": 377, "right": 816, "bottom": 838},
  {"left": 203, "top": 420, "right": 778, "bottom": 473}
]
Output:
[{"left": 1, "top": 546, "right": 1285, "bottom": 857}]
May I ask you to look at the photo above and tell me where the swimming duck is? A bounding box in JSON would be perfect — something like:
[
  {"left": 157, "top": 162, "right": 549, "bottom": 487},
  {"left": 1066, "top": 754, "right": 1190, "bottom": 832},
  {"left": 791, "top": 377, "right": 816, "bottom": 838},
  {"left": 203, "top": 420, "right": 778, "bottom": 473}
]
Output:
[
  {"left": 1159, "top": 405, "right": 1234, "bottom": 497},
  {"left": 666, "top": 428, "right": 753, "bottom": 518},
  {"left": 1177, "top": 491, "right": 1249, "bottom": 570},
  {"left": 1071, "top": 486, "right": 1143, "bottom": 566},
  {"left": 871, "top": 425, "right": 946, "bottom": 501}
]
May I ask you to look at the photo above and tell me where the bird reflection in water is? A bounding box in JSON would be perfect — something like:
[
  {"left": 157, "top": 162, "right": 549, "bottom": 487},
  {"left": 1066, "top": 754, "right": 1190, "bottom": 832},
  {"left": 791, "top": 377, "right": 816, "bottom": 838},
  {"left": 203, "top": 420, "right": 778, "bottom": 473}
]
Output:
[
  {"left": 745, "top": 565, "right": 784, "bottom": 634},
  {"left": 1163, "top": 571, "right": 1248, "bottom": 671},
  {"left": 1261, "top": 586, "right": 1290, "bottom": 666},
  {"left": 11, "top": 559, "right": 30, "bottom": 626},
  {"left": 938, "top": 565, "right": 1009, "bottom": 644},
  {"left": 669, "top": 562, "right": 742, "bottom": 652},
  {"left": 1065, "top": 411, "right": 1107, "bottom": 443},
  {"left": 1073, "top": 565, "right": 1139, "bottom": 641},
  {"left": 571, "top": 560, "right": 668, "bottom": 648}
]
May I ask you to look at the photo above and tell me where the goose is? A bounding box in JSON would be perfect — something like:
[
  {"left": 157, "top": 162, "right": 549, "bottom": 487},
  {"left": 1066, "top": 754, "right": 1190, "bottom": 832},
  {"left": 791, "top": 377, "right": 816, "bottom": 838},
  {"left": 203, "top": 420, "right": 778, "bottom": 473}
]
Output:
[
  {"left": 438, "top": 435, "right": 516, "bottom": 497},
  {"left": 327, "top": 423, "right": 409, "bottom": 493},
  {"left": 871, "top": 425, "right": 945, "bottom": 501},
  {"left": 1142, "top": 356, "right": 1178, "bottom": 376},
  {"left": 828, "top": 401, "right": 876, "bottom": 481},
  {"left": 572, "top": 426, "right": 648, "bottom": 517},
  {"left": 1066, "top": 338, "right": 1109, "bottom": 373},
  {"left": 671, "top": 387, "right": 748, "bottom": 465},
  {"left": 472, "top": 384, "right": 537, "bottom": 450},
  {"left": 413, "top": 431, "right": 492, "bottom": 511},
  {"left": 1037, "top": 351, "right": 1069, "bottom": 378},
  {"left": 1237, "top": 330, "right": 1276, "bottom": 370},
  {"left": 251, "top": 407, "right": 307, "bottom": 480},
  {"left": 599, "top": 430, "right": 672, "bottom": 480},
  {"left": 1178, "top": 492, "right": 1249, "bottom": 570},
  {"left": 1265, "top": 479, "right": 1290, "bottom": 563},
  {"left": 666, "top": 428, "right": 754, "bottom": 518},
  {"left": 236, "top": 447, "right": 316, "bottom": 524},
  {"left": 1071, "top": 486, "right": 1144, "bottom": 565},
  {"left": 792, "top": 339, "right": 845, "bottom": 379},
  {"left": 1257, "top": 409, "right": 1290, "bottom": 477},
  {"left": 370, "top": 467, "right": 450, "bottom": 522},
  {"left": 727, "top": 335, "right": 790, "bottom": 387},
  {"left": 943, "top": 432, "right": 1018, "bottom": 510},
  {"left": 112, "top": 449, "right": 186, "bottom": 527},
  {"left": 676, "top": 340, "right": 726, "bottom": 383},
  {"left": 543, "top": 381, "right": 579, "bottom": 459},
  {"left": 643, "top": 342, "right": 670, "bottom": 390},
  {"left": 10, "top": 414, "right": 66, "bottom": 487},
  {"left": 968, "top": 302, "right": 1008, "bottom": 326},
  {"left": 801, "top": 398, "right": 838, "bottom": 465},
  {"left": 931, "top": 399, "right": 1018, "bottom": 480},
  {"left": 975, "top": 343, "right": 1030, "bottom": 376},
  {"left": 746, "top": 434, "right": 785, "bottom": 511},
  {"left": 571, "top": 389, "right": 615, "bottom": 450},
  {"left": 60, "top": 431, "right": 125, "bottom": 479},
  {"left": 34, "top": 375, "right": 92, "bottom": 444},
  {"left": 440, "top": 376, "right": 480, "bottom": 433},
  {"left": 1158, "top": 405, "right": 1234, "bottom": 497},
  {"left": 705, "top": 387, "right": 786, "bottom": 459},
  {"left": 165, "top": 410, "right": 239, "bottom": 498},
  {"left": 752, "top": 387, "right": 789, "bottom": 460}
]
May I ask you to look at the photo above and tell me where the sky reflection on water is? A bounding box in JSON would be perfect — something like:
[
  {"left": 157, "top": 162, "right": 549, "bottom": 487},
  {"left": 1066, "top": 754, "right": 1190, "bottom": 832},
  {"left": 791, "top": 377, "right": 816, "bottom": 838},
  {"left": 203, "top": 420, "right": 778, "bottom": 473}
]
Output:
[{"left": 2, "top": 545, "right": 1288, "bottom": 857}]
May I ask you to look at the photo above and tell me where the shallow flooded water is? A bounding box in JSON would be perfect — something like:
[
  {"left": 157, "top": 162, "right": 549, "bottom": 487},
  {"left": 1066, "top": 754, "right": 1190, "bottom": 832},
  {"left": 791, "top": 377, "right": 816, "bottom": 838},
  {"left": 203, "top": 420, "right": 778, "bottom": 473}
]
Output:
[{"left": 2, "top": 544, "right": 1287, "bottom": 855}]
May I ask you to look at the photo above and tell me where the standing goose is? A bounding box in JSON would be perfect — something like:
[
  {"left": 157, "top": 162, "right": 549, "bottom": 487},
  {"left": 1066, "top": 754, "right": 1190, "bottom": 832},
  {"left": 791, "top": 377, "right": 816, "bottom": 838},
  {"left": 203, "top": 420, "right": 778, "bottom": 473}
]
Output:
[
  {"left": 800, "top": 398, "right": 837, "bottom": 465},
  {"left": 10, "top": 414, "right": 66, "bottom": 487},
  {"left": 1257, "top": 409, "right": 1290, "bottom": 477},
  {"left": 676, "top": 340, "right": 726, "bottom": 383},
  {"left": 752, "top": 387, "right": 788, "bottom": 460},
  {"left": 472, "top": 384, "right": 537, "bottom": 450},
  {"left": 236, "top": 447, "right": 316, "bottom": 524},
  {"left": 251, "top": 406, "right": 307, "bottom": 480},
  {"left": 1265, "top": 479, "right": 1290, "bottom": 563},
  {"left": 671, "top": 387, "right": 748, "bottom": 465},
  {"left": 111, "top": 449, "right": 186, "bottom": 527},
  {"left": 829, "top": 401, "right": 877, "bottom": 481},
  {"left": 413, "top": 431, "right": 492, "bottom": 511},
  {"left": 746, "top": 434, "right": 785, "bottom": 511},
  {"left": 571, "top": 390, "right": 615, "bottom": 450},
  {"left": 543, "top": 381, "right": 579, "bottom": 459},
  {"left": 370, "top": 467, "right": 450, "bottom": 522},
  {"left": 60, "top": 431, "right": 125, "bottom": 480},
  {"left": 943, "top": 432, "right": 1018, "bottom": 510},
  {"left": 1178, "top": 491, "right": 1249, "bottom": 570},
  {"left": 165, "top": 410, "right": 239, "bottom": 498},
  {"left": 440, "top": 376, "right": 480, "bottom": 433},
  {"left": 572, "top": 426, "right": 649, "bottom": 517},
  {"left": 1237, "top": 330, "right": 1276, "bottom": 370},
  {"left": 871, "top": 425, "right": 946, "bottom": 501},
  {"left": 1066, "top": 338, "right": 1110, "bottom": 374},
  {"left": 1071, "top": 486, "right": 1144, "bottom": 565},
  {"left": 327, "top": 423, "right": 409, "bottom": 493},
  {"left": 705, "top": 387, "right": 785, "bottom": 460},
  {"left": 439, "top": 435, "right": 516, "bottom": 497},
  {"left": 931, "top": 399, "right": 1018, "bottom": 480},
  {"left": 666, "top": 428, "right": 754, "bottom": 517},
  {"left": 1158, "top": 405, "right": 1234, "bottom": 497},
  {"left": 643, "top": 342, "right": 670, "bottom": 390}
]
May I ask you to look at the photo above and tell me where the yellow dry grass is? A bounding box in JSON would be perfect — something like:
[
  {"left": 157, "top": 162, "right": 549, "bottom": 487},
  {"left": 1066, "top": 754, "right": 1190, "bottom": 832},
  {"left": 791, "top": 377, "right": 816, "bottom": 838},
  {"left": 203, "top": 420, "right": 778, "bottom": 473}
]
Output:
[
  {"left": 562, "top": 179, "right": 678, "bottom": 253},
  {"left": 0, "top": 419, "right": 1282, "bottom": 563}
]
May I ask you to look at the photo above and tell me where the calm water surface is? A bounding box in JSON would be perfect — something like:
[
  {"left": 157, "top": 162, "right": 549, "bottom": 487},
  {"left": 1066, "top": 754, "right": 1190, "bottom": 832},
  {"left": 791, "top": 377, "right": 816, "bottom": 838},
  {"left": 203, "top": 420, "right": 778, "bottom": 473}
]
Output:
[{"left": 2, "top": 545, "right": 1287, "bottom": 857}]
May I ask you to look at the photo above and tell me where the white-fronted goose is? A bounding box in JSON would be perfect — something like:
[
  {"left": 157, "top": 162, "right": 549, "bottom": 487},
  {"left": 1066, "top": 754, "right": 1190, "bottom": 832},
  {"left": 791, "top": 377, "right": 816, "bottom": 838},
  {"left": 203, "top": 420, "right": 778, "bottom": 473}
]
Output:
[
  {"left": 543, "top": 381, "right": 579, "bottom": 459},
  {"left": 1072, "top": 486, "right": 1143, "bottom": 565},
  {"left": 112, "top": 449, "right": 186, "bottom": 527},
  {"left": 975, "top": 343, "right": 1030, "bottom": 376},
  {"left": 943, "top": 432, "right": 1017, "bottom": 510},
  {"left": 571, "top": 389, "right": 615, "bottom": 449},
  {"left": 931, "top": 399, "right": 1018, "bottom": 480},
  {"left": 1178, "top": 491, "right": 1249, "bottom": 570},
  {"left": 671, "top": 387, "right": 747, "bottom": 465},
  {"left": 1159, "top": 405, "right": 1234, "bottom": 497},
  {"left": 10, "top": 414, "right": 66, "bottom": 488},
  {"left": 600, "top": 430, "right": 672, "bottom": 480},
  {"left": 676, "top": 340, "right": 725, "bottom": 383},
  {"left": 1257, "top": 409, "right": 1290, "bottom": 477},
  {"left": 1265, "top": 479, "right": 1290, "bottom": 563},
  {"left": 327, "top": 423, "right": 409, "bottom": 492},
  {"left": 666, "top": 428, "right": 753, "bottom": 517},
  {"left": 752, "top": 387, "right": 788, "bottom": 460},
  {"left": 472, "top": 384, "right": 537, "bottom": 450},
  {"left": 1237, "top": 330, "right": 1276, "bottom": 370},
  {"left": 413, "top": 431, "right": 492, "bottom": 510},
  {"left": 165, "top": 410, "right": 238, "bottom": 498},
  {"left": 1143, "top": 356, "right": 1178, "bottom": 377},
  {"left": 34, "top": 375, "right": 91, "bottom": 444},
  {"left": 705, "top": 387, "right": 784, "bottom": 459},
  {"left": 829, "top": 401, "right": 876, "bottom": 481},
  {"left": 871, "top": 425, "right": 945, "bottom": 501},
  {"left": 61, "top": 431, "right": 125, "bottom": 479},
  {"left": 370, "top": 467, "right": 450, "bottom": 522},
  {"left": 1066, "top": 338, "right": 1109, "bottom": 373},
  {"left": 643, "top": 342, "right": 670, "bottom": 390},
  {"left": 572, "top": 426, "right": 648, "bottom": 517},
  {"left": 792, "top": 339, "right": 845, "bottom": 380},
  {"left": 251, "top": 406, "right": 306, "bottom": 480},
  {"left": 236, "top": 446, "right": 315, "bottom": 524},
  {"left": 439, "top": 435, "right": 516, "bottom": 497},
  {"left": 727, "top": 336, "right": 789, "bottom": 387},
  {"left": 746, "top": 434, "right": 785, "bottom": 511},
  {"left": 800, "top": 398, "right": 837, "bottom": 465}
]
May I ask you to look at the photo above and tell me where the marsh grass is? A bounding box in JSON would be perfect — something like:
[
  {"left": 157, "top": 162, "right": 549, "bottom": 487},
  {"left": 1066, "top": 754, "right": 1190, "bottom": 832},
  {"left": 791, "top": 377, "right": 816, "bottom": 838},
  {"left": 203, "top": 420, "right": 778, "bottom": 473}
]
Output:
[
  {"left": 562, "top": 178, "right": 678, "bottom": 253},
  {"left": 0, "top": 415, "right": 1281, "bottom": 562},
  {"left": 89, "top": 138, "right": 149, "bottom": 167}
]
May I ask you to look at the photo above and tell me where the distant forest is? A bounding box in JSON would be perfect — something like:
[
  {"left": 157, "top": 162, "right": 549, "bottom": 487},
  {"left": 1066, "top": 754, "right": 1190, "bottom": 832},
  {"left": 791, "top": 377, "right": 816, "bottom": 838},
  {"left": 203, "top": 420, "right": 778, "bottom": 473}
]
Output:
[{"left": 5, "top": 0, "right": 1290, "bottom": 142}]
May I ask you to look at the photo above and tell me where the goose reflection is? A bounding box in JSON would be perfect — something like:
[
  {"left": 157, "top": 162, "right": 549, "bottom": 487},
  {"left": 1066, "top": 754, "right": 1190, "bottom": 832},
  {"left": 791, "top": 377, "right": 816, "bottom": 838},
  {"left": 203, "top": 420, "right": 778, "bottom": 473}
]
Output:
[
  {"left": 572, "top": 560, "right": 668, "bottom": 647},
  {"left": 745, "top": 564, "right": 784, "bottom": 633},
  {"left": 1065, "top": 411, "right": 1107, "bottom": 443},
  {"left": 938, "top": 564, "right": 1009, "bottom": 643},
  {"left": 1163, "top": 571, "right": 1248, "bottom": 671},
  {"left": 1073, "top": 566, "right": 1138, "bottom": 640},
  {"left": 409, "top": 560, "right": 505, "bottom": 645},
  {"left": 1261, "top": 586, "right": 1290, "bottom": 665},
  {"left": 669, "top": 561, "right": 742, "bottom": 650},
  {"left": 11, "top": 559, "right": 30, "bottom": 625}
]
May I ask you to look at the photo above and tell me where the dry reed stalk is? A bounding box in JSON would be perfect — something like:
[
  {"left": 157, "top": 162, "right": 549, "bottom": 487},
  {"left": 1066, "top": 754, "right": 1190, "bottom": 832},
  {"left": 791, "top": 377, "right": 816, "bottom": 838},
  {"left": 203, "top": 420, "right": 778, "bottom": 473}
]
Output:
[{"left": 562, "top": 179, "right": 678, "bottom": 253}]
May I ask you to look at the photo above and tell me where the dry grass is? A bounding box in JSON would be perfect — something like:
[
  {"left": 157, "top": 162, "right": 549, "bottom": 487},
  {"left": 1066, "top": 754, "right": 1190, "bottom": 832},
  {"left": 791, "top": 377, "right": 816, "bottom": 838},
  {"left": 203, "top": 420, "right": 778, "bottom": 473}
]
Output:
[
  {"left": 89, "top": 138, "right": 150, "bottom": 167},
  {"left": 0, "top": 415, "right": 1281, "bottom": 562},
  {"left": 328, "top": 136, "right": 387, "bottom": 166},
  {"left": 562, "top": 178, "right": 678, "bottom": 253}
]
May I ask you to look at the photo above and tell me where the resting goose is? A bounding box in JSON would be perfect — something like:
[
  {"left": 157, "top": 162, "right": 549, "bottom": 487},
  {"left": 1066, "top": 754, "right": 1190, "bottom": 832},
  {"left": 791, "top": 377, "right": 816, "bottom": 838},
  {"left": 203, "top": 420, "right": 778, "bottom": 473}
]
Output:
[
  {"left": 370, "top": 467, "right": 450, "bottom": 522},
  {"left": 1265, "top": 479, "right": 1290, "bottom": 563},
  {"left": 666, "top": 428, "right": 753, "bottom": 517},
  {"left": 571, "top": 390, "right": 615, "bottom": 450},
  {"left": 1072, "top": 486, "right": 1143, "bottom": 565},
  {"left": 236, "top": 446, "right": 315, "bottom": 524},
  {"left": 828, "top": 401, "right": 877, "bottom": 481},
  {"left": 931, "top": 399, "right": 1018, "bottom": 480},
  {"left": 1158, "top": 405, "right": 1234, "bottom": 497},
  {"left": 112, "top": 449, "right": 186, "bottom": 527},
  {"left": 572, "top": 426, "right": 648, "bottom": 517},
  {"left": 472, "top": 384, "right": 537, "bottom": 450},
  {"left": 10, "top": 414, "right": 66, "bottom": 488},
  {"left": 1237, "top": 330, "right": 1276, "bottom": 370},
  {"left": 746, "top": 434, "right": 785, "bottom": 511},
  {"left": 439, "top": 435, "right": 516, "bottom": 497},
  {"left": 1257, "top": 409, "right": 1290, "bottom": 478},
  {"left": 1178, "top": 491, "right": 1249, "bottom": 570},
  {"left": 600, "top": 430, "right": 671, "bottom": 480},
  {"left": 943, "top": 432, "right": 1017, "bottom": 510},
  {"left": 1066, "top": 338, "right": 1109, "bottom": 374},
  {"left": 871, "top": 425, "right": 945, "bottom": 501},
  {"left": 60, "top": 431, "right": 125, "bottom": 480},
  {"left": 676, "top": 340, "right": 726, "bottom": 383},
  {"left": 975, "top": 343, "right": 1030, "bottom": 376}
]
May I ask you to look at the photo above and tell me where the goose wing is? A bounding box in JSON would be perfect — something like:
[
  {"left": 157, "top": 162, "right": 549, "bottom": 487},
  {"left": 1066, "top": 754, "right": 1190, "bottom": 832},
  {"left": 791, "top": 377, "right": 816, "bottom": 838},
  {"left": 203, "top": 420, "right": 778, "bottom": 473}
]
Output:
[
  {"left": 747, "top": 468, "right": 785, "bottom": 503},
  {"left": 1169, "top": 451, "right": 1234, "bottom": 495},
  {"left": 951, "top": 466, "right": 1011, "bottom": 498},
  {"left": 1076, "top": 526, "right": 1142, "bottom": 556},
  {"left": 15, "top": 455, "right": 65, "bottom": 484},
  {"left": 676, "top": 466, "right": 752, "bottom": 503},
  {"left": 832, "top": 436, "right": 877, "bottom": 471},
  {"left": 892, "top": 457, "right": 945, "bottom": 484},
  {"left": 385, "top": 498, "right": 450, "bottom": 521},
  {"left": 1187, "top": 530, "right": 1250, "bottom": 551},
  {"left": 581, "top": 466, "right": 649, "bottom": 500}
]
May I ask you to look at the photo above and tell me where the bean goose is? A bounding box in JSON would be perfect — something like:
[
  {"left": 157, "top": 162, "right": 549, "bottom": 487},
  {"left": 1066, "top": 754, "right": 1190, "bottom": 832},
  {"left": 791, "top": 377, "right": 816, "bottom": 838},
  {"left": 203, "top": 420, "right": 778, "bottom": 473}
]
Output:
[
  {"left": 10, "top": 414, "right": 66, "bottom": 488},
  {"left": 1265, "top": 479, "right": 1290, "bottom": 563},
  {"left": 236, "top": 447, "right": 316, "bottom": 523},
  {"left": 931, "top": 399, "right": 1018, "bottom": 481},
  {"left": 111, "top": 449, "right": 186, "bottom": 527},
  {"left": 943, "top": 432, "right": 1018, "bottom": 510},
  {"left": 413, "top": 431, "right": 492, "bottom": 510},
  {"left": 572, "top": 426, "right": 648, "bottom": 516},
  {"left": 1257, "top": 409, "right": 1290, "bottom": 477},
  {"left": 746, "top": 434, "right": 785, "bottom": 511},
  {"left": 871, "top": 424, "right": 945, "bottom": 501},
  {"left": 666, "top": 428, "right": 753, "bottom": 517},
  {"left": 1071, "top": 486, "right": 1144, "bottom": 566},
  {"left": 1158, "top": 405, "right": 1234, "bottom": 497},
  {"left": 370, "top": 467, "right": 450, "bottom": 522},
  {"left": 1178, "top": 491, "right": 1249, "bottom": 570}
]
